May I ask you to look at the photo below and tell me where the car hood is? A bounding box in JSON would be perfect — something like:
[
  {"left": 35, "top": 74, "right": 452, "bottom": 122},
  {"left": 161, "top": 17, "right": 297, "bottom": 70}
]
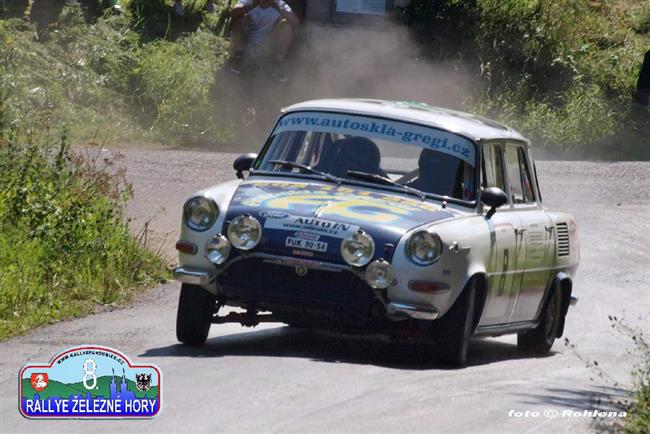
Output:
[{"left": 224, "top": 178, "right": 456, "bottom": 264}]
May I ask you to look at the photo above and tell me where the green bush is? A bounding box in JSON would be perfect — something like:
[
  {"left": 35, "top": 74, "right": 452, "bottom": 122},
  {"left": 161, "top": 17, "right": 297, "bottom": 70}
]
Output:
[
  {"left": 409, "top": 0, "right": 648, "bottom": 153},
  {"left": 133, "top": 31, "right": 231, "bottom": 144},
  {"left": 0, "top": 15, "right": 146, "bottom": 144},
  {"left": 0, "top": 136, "right": 167, "bottom": 340},
  {"left": 0, "top": 3, "right": 233, "bottom": 147},
  {"left": 633, "top": 3, "right": 650, "bottom": 35},
  {"left": 627, "top": 376, "right": 650, "bottom": 433},
  {"left": 474, "top": 82, "right": 616, "bottom": 150}
]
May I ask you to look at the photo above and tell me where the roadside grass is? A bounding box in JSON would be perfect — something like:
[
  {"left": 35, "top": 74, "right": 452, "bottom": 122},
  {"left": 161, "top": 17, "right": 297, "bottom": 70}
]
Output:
[
  {"left": 621, "top": 318, "right": 650, "bottom": 433},
  {"left": 0, "top": 133, "right": 167, "bottom": 340}
]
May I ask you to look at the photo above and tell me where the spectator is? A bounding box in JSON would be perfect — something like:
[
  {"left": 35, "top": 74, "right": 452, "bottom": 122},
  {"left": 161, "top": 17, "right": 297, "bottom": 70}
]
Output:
[
  {"left": 228, "top": 0, "right": 299, "bottom": 82},
  {"left": 174, "top": 0, "right": 184, "bottom": 16},
  {"left": 636, "top": 49, "right": 650, "bottom": 106},
  {"left": 207, "top": 0, "right": 216, "bottom": 14}
]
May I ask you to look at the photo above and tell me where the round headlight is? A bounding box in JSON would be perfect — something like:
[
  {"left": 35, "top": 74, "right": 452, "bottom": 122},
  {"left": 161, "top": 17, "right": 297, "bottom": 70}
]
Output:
[
  {"left": 183, "top": 197, "right": 218, "bottom": 232},
  {"left": 365, "top": 259, "right": 395, "bottom": 289},
  {"left": 227, "top": 214, "right": 262, "bottom": 250},
  {"left": 206, "top": 234, "right": 231, "bottom": 265},
  {"left": 341, "top": 230, "right": 375, "bottom": 267},
  {"left": 407, "top": 231, "right": 442, "bottom": 265}
]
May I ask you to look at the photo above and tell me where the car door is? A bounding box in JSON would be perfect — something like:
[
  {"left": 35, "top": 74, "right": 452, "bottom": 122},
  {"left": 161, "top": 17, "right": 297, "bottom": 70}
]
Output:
[
  {"left": 479, "top": 143, "right": 525, "bottom": 326},
  {"left": 506, "top": 145, "right": 556, "bottom": 322}
]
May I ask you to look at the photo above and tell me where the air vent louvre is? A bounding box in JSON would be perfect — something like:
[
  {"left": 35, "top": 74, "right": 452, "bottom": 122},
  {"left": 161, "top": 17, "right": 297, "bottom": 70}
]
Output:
[{"left": 556, "top": 222, "right": 570, "bottom": 257}]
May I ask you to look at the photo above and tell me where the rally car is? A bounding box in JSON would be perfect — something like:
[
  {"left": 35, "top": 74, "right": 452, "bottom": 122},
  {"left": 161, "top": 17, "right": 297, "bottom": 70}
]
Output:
[{"left": 173, "top": 99, "right": 579, "bottom": 366}]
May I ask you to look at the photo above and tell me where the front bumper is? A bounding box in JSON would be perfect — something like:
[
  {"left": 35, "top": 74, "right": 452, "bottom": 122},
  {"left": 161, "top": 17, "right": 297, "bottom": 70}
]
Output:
[
  {"left": 387, "top": 302, "right": 439, "bottom": 320},
  {"left": 173, "top": 267, "right": 215, "bottom": 286},
  {"left": 174, "top": 253, "right": 444, "bottom": 322}
]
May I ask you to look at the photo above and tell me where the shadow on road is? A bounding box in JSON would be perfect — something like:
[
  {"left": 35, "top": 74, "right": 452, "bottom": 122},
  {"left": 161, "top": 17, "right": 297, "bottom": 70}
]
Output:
[
  {"left": 513, "top": 385, "right": 631, "bottom": 413},
  {"left": 140, "top": 326, "right": 547, "bottom": 370}
]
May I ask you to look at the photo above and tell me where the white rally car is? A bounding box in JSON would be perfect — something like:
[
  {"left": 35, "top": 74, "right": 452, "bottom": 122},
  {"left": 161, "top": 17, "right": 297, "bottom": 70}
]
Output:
[{"left": 173, "top": 99, "right": 579, "bottom": 367}]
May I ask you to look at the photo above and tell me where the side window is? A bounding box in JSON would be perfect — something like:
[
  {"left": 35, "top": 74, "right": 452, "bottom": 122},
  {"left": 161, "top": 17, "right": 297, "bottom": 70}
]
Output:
[
  {"left": 504, "top": 145, "right": 535, "bottom": 204},
  {"left": 482, "top": 144, "right": 506, "bottom": 191},
  {"left": 517, "top": 148, "right": 535, "bottom": 203}
]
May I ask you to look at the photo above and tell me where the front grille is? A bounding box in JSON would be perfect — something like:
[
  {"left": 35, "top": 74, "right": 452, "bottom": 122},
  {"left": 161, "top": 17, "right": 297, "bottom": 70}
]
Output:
[
  {"left": 556, "top": 223, "right": 570, "bottom": 257},
  {"left": 217, "top": 258, "right": 377, "bottom": 320}
]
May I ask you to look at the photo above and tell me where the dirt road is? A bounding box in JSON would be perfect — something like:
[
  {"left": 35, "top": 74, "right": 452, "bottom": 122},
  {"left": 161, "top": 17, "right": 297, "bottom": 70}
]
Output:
[{"left": 1, "top": 150, "right": 649, "bottom": 433}]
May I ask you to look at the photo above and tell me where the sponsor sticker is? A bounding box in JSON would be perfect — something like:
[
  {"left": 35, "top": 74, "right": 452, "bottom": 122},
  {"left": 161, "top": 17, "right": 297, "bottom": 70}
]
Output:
[
  {"left": 259, "top": 210, "right": 289, "bottom": 219},
  {"left": 274, "top": 111, "right": 476, "bottom": 165},
  {"left": 285, "top": 237, "right": 328, "bottom": 252},
  {"left": 264, "top": 215, "right": 359, "bottom": 239},
  {"left": 294, "top": 231, "right": 320, "bottom": 241},
  {"left": 19, "top": 345, "right": 162, "bottom": 419}
]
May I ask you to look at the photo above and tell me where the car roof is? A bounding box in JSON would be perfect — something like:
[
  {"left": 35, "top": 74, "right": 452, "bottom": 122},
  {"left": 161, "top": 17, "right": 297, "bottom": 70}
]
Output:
[{"left": 283, "top": 99, "right": 528, "bottom": 144}]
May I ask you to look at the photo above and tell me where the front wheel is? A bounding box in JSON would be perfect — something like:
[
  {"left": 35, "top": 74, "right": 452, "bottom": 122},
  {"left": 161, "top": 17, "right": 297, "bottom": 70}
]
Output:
[
  {"left": 517, "top": 285, "right": 562, "bottom": 355},
  {"left": 176, "top": 283, "right": 217, "bottom": 346}
]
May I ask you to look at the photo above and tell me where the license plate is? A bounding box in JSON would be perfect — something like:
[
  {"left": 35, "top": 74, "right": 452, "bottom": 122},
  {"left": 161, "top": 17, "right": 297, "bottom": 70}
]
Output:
[{"left": 285, "top": 237, "right": 328, "bottom": 252}]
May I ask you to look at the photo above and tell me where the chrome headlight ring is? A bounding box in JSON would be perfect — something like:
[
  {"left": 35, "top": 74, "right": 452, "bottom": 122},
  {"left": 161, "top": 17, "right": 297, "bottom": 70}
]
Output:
[
  {"left": 205, "top": 234, "right": 231, "bottom": 265},
  {"left": 406, "top": 230, "right": 442, "bottom": 266},
  {"left": 341, "top": 230, "right": 375, "bottom": 267},
  {"left": 227, "top": 214, "right": 262, "bottom": 251},
  {"left": 365, "top": 259, "right": 395, "bottom": 289},
  {"left": 183, "top": 196, "right": 219, "bottom": 232}
]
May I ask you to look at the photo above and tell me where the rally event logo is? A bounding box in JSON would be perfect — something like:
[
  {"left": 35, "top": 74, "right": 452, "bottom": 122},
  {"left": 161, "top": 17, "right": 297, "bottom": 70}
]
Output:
[{"left": 19, "top": 345, "right": 161, "bottom": 418}]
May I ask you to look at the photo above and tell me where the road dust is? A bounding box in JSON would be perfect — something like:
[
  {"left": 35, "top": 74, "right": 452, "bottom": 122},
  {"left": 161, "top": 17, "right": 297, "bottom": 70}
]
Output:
[{"left": 212, "top": 21, "right": 477, "bottom": 149}]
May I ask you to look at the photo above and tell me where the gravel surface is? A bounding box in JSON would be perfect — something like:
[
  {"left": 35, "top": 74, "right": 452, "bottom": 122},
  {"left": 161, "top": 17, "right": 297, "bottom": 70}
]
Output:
[{"left": 1, "top": 150, "right": 649, "bottom": 434}]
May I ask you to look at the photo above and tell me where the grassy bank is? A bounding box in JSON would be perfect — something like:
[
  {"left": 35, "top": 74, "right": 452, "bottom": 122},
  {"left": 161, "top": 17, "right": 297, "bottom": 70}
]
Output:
[
  {"left": 0, "top": 134, "right": 167, "bottom": 340},
  {"left": 0, "top": 0, "right": 232, "bottom": 147}
]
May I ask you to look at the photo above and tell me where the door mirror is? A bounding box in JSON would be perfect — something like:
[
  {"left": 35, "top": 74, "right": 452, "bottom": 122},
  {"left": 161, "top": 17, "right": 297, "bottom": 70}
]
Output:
[
  {"left": 481, "top": 187, "right": 508, "bottom": 219},
  {"left": 233, "top": 153, "right": 257, "bottom": 179}
]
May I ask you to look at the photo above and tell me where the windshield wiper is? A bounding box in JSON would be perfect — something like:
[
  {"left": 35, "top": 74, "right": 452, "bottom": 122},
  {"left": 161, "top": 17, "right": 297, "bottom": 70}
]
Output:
[
  {"left": 268, "top": 160, "right": 341, "bottom": 184},
  {"left": 346, "top": 170, "right": 427, "bottom": 201}
]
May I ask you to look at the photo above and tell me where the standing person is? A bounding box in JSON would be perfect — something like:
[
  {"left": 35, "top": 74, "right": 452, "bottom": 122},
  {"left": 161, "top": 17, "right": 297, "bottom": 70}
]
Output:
[{"left": 228, "top": 0, "right": 299, "bottom": 82}]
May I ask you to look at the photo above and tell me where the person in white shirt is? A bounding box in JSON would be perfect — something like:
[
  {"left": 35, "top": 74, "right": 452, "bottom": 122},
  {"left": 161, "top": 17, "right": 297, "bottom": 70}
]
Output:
[{"left": 229, "top": 0, "right": 299, "bottom": 82}]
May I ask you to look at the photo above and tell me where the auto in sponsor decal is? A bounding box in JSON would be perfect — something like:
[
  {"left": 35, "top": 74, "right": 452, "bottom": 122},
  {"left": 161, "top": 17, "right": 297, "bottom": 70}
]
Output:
[
  {"left": 19, "top": 345, "right": 161, "bottom": 419},
  {"left": 264, "top": 215, "right": 359, "bottom": 238}
]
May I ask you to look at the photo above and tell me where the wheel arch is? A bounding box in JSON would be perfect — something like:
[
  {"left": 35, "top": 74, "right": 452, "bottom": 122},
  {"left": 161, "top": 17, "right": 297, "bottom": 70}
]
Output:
[
  {"left": 553, "top": 272, "right": 573, "bottom": 337},
  {"left": 469, "top": 272, "right": 489, "bottom": 333},
  {"left": 535, "top": 271, "right": 573, "bottom": 337}
]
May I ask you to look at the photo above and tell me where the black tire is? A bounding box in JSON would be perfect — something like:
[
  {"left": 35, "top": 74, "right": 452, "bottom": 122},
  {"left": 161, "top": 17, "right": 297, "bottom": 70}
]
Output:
[
  {"left": 432, "top": 280, "right": 477, "bottom": 368},
  {"left": 517, "top": 285, "right": 562, "bottom": 355},
  {"left": 176, "top": 283, "right": 217, "bottom": 346}
]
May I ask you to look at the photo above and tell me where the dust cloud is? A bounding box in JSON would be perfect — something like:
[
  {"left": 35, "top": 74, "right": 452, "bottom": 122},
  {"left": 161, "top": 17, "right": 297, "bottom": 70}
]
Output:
[{"left": 213, "top": 20, "right": 477, "bottom": 149}]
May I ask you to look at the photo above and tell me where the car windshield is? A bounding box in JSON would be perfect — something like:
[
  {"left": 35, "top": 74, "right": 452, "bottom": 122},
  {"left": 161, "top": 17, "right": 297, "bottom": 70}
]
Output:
[{"left": 254, "top": 111, "right": 478, "bottom": 202}]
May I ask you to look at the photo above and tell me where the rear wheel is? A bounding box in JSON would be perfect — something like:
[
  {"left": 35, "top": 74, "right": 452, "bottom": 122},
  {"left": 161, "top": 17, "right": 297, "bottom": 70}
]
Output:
[
  {"left": 517, "top": 285, "right": 562, "bottom": 355},
  {"left": 432, "top": 280, "right": 477, "bottom": 368},
  {"left": 176, "top": 283, "right": 217, "bottom": 346}
]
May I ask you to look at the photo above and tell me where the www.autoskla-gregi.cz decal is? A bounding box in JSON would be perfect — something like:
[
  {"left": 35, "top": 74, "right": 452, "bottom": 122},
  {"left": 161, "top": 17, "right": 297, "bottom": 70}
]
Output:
[{"left": 19, "top": 345, "right": 162, "bottom": 418}]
